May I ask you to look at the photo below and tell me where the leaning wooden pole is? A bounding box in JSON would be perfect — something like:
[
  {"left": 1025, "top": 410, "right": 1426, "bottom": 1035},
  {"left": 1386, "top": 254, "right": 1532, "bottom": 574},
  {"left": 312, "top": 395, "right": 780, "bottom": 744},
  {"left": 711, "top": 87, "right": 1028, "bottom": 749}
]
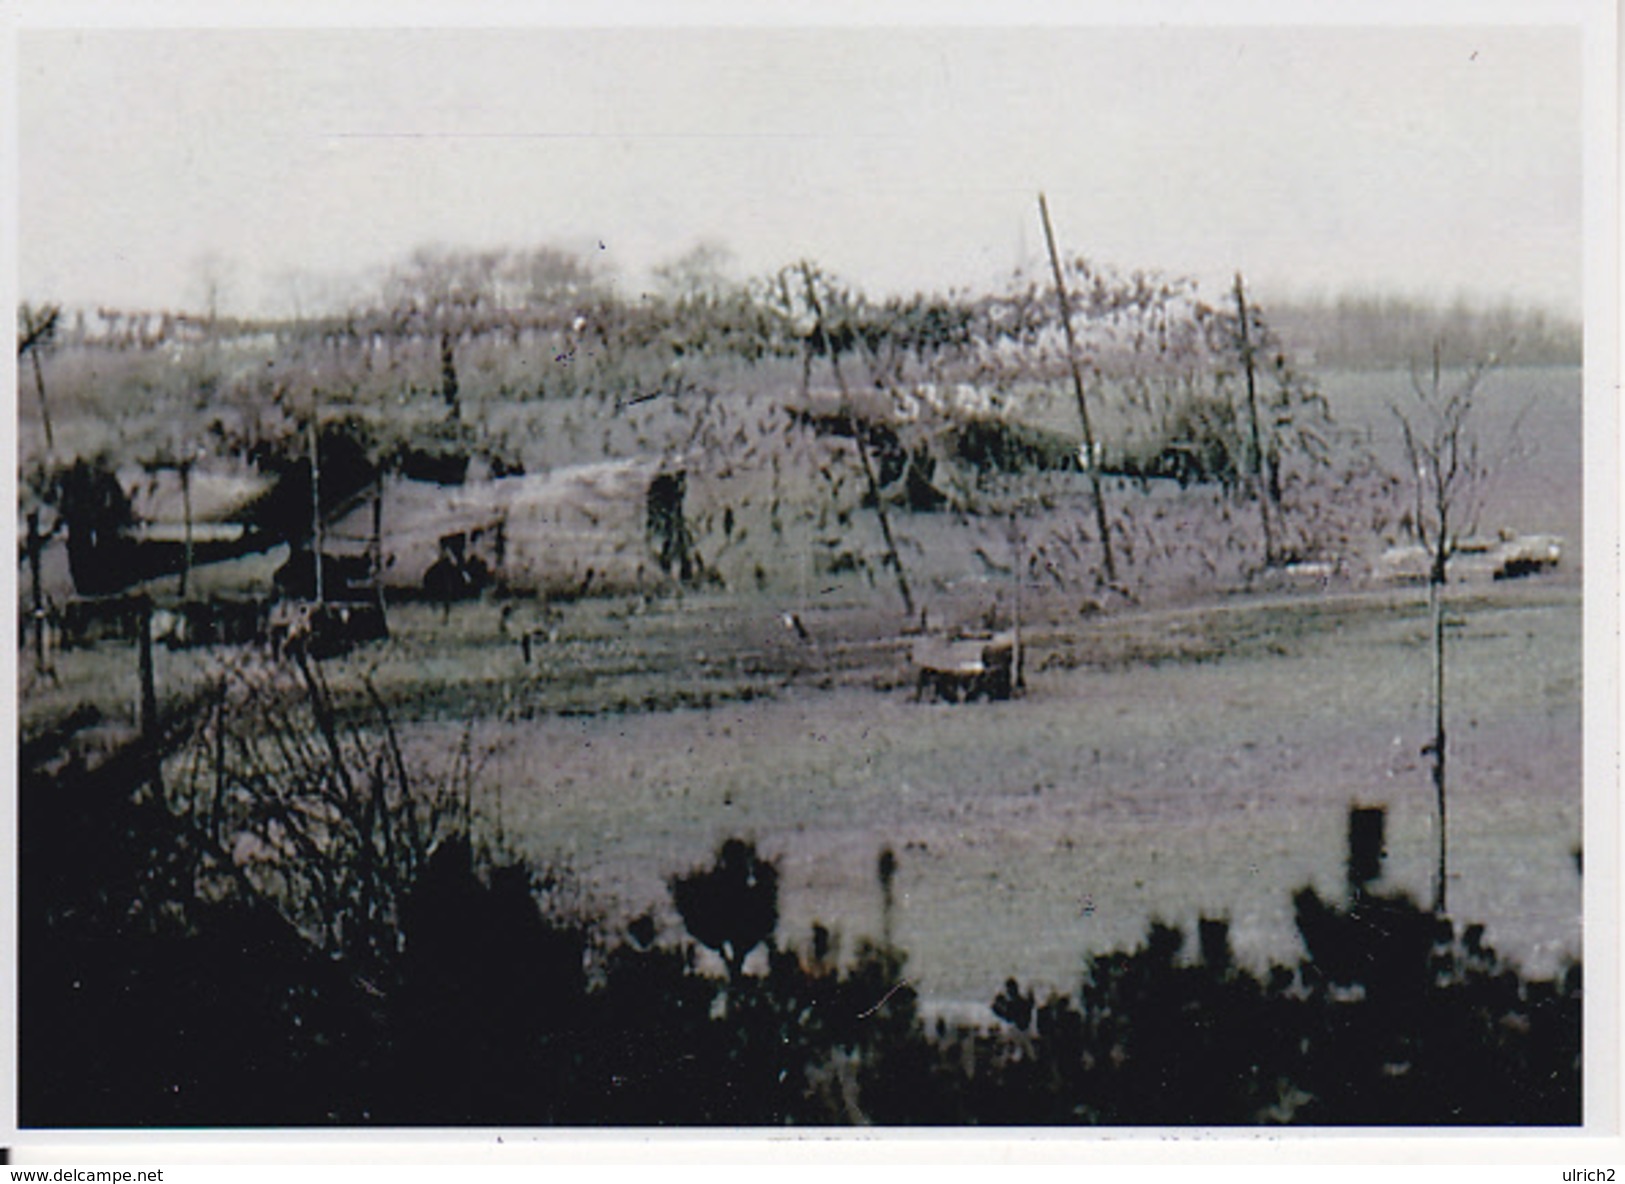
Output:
[
  {"left": 1038, "top": 193, "right": 1116, "bottom": 585},
  {"left": 799, "top": 264, "right": 915, "bottom": 619},
  {"left": 19, "top": 306, "right": 56, "bottom": 455}
]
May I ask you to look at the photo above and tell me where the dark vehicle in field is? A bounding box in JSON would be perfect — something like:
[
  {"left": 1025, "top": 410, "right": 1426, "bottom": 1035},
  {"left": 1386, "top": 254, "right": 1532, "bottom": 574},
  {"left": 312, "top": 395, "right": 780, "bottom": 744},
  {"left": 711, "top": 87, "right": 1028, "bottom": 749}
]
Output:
[{"left": 911, "top": 629, "right": 1016, "bottom": 703}]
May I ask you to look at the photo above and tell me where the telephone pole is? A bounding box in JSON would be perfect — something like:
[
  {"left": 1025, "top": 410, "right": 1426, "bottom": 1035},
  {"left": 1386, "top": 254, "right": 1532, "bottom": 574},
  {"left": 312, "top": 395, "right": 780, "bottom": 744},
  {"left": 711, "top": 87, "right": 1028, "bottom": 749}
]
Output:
[{"left": 1038, "top": 193, "right": 1116, "bottom": 585}]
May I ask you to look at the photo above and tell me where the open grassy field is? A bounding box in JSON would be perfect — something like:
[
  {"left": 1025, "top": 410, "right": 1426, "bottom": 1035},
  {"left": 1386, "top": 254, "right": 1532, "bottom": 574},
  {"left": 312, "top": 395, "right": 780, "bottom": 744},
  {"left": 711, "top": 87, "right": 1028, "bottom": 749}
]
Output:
[
  {"left": 54, "top": 565, "right": 1573, "bottom": 1013},
  {"left": 368, "top": 577, "right": 1581, "bottom": 1009},
  {"left": 20, "top": 360, "right": 1584, "bottom": 1017}
]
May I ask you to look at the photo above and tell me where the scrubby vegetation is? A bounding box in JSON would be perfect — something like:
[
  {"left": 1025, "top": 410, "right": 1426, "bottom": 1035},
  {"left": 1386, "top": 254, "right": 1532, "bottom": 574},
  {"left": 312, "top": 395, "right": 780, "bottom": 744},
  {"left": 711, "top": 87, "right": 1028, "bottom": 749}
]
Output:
[
  {"left": 23, "top": 244, "right": 1534, "bottom": 611},
  {"left": 17, "top": 242, "right": 1582, "bottom": 1130},
  {"left": 21, "top": 711, "right": 1580, "bottom": 1129}
]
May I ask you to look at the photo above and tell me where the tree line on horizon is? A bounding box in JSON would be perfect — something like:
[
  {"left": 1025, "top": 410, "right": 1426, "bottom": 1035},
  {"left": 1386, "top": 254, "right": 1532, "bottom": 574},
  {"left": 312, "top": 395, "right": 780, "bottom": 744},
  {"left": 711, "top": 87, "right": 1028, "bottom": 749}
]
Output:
[
  {"left": 18, "top": 234, "right": 1566, "bottom": 625},
  {"left": 20, "top": 238, "right": 1581, "bottom": 367}
]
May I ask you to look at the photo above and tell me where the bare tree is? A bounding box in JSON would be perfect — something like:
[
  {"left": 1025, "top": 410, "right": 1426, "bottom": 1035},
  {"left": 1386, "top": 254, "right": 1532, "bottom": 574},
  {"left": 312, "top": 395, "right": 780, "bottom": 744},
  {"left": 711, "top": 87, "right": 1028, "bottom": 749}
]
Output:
[
  {"left": 1391, "top": 341, "right": 1499, "bottom": 914},
  {"left": 191, "top": 249, "right": 238, "bottom": 328},
  {"left": 652, "top": 241, "right": 738, "bottom": 305},
  {"left": 169, "top": 651, "right": 474, "bottom": 970}
]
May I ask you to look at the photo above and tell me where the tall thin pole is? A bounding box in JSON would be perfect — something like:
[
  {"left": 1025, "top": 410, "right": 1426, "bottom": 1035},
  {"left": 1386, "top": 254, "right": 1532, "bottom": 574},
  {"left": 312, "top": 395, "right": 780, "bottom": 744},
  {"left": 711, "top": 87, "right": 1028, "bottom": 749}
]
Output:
[
  {"left": 28, "top": 509, "right": 46, "bottom": 674},
  {"left": 1038, "top": 193, "right": 1116, "bottom": 585},
  {"left": 138, "top": 597, "right": 162, "bottom": 799},
  {"left": 309, "top": 412, "right": 324, "bottom": 604},
  {"left": 180, "top": 458, "right": 194, "bottom": 599},
  {"left": 20, "top": 306, "right": 56, "bottom": 455},
  {"left": 213, "top": 677, "right": 227, "bottom": 844},
  {"left": 799, "top": 264, "right": 915, "bottom": 619},
  {"left": 1010, "top": 512, "right": 1025, "bottom": 693},
  {"left": 30, "top": 337, "right": 54, "bottom": 455},
  {"left": 371, "top": 477, "right": 385, "bottom": 611}
]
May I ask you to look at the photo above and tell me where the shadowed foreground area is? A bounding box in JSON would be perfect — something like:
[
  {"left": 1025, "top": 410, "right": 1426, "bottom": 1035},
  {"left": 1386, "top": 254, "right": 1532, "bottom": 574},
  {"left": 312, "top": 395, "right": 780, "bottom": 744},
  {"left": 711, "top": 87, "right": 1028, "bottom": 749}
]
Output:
[{"left": 19, "top": 732, "right": 1579, "bottom": 1130}]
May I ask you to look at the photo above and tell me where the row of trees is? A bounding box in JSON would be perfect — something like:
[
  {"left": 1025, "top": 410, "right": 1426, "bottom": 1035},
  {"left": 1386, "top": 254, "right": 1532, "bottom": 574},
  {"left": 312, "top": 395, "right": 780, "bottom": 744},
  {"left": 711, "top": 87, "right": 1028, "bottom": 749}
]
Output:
[
  {"left": 1266, "top": 292, "right": 1581, "bottom": 370},
  {"left": 18, "top": 233, "right": 1509, "bottom": 519},
  {"left": 21, "top": 226, "right": 1534, "bottom": 917},
  {"left": 22, "top": 233, "right": 1514, "bottom": 507},
  {"left": 22, "top": 236, "right": 1392, "bottom": 605}
]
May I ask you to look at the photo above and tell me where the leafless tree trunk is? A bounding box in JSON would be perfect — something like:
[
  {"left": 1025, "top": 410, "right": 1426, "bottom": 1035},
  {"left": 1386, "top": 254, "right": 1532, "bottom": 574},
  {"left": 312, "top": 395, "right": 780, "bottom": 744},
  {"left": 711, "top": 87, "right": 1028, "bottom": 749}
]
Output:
[
  {"left": 1392, "top": 341, "right": 1497, "bottom": 914},
  {"left": 1429, "top": 571, "right": 1448, "bottom": 912}
]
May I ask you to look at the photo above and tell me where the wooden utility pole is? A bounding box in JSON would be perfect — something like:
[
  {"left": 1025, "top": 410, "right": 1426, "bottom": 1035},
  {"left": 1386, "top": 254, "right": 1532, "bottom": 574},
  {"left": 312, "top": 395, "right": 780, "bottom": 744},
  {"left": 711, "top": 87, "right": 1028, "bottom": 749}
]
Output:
[
  {"left": 1038, "top": 194, "right": 1116, "bottom": 585},
  {"left": 27, "top": 509, "right": 47, "bottom": 675},
  {"left": 799, "top": 264, "right": 915, "bottom": 619},
  {"left": 213, "top": 677, "right": 228, "bottom": 843},
  {"left": 1233, "top": 273, "right": 1276, "bottom": 565},
  {"left": 1009, "top": 512, "right": 1025, "bottom": 692},
  {"left": 138, "top": 597, "right": 162, "bottom": 799},
  {"left": 179, "top": 456, "right": 194, "bottom": 598},
  {"left": 309, "top": 413, "right": 325, "bottom": 604},
  {"left": 371, "top": 477, "right": 386, "bottom": 613}
]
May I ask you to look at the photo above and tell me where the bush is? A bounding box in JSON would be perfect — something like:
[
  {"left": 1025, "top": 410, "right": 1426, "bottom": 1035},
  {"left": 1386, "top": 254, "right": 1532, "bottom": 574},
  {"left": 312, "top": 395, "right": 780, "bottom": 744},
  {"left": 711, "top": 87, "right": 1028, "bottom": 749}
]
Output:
[{"left": 21, "top": 793, "right": 1581, "bottom": 1127}]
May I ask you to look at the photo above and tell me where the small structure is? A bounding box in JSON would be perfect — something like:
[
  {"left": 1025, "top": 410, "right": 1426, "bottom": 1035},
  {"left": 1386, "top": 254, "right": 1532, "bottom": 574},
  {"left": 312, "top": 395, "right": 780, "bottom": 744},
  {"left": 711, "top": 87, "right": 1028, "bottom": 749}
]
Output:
[{"left": 912, "top": 630, "right": 1016, "bottom": 703}]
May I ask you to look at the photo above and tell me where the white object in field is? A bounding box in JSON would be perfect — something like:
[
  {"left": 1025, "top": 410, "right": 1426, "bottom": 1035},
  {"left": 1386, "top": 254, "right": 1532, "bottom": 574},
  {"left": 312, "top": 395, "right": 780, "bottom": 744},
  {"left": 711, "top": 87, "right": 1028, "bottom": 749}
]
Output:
[{"left": 1377, "top": 532, "right": 1563, "bottom": 584}]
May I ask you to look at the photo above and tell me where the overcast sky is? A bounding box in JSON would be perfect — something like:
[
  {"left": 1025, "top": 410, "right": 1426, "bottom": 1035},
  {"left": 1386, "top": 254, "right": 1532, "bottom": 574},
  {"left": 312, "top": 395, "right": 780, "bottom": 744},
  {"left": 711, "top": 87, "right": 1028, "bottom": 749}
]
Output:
[{"left": 17, "top": 19, "right": 1585, "bottom": 319}]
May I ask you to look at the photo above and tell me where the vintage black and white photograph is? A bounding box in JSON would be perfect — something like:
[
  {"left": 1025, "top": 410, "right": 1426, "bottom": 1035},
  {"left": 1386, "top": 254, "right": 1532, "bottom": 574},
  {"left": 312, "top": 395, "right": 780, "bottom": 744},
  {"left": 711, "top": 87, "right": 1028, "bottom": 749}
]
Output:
[{"left": 9, "top": 5, "right": 1610, "bottom": 1138}]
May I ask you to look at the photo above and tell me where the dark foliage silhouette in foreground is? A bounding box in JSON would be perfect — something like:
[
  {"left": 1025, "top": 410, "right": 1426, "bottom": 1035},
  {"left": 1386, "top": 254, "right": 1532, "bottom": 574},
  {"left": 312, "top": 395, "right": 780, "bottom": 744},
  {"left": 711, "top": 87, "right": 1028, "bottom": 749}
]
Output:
[
  {"left": 669, "top": 837, "right": 780, "bottom": 992},
  {"left": 20, "top": 748, "right": 1580, "bottom": 1128}
]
